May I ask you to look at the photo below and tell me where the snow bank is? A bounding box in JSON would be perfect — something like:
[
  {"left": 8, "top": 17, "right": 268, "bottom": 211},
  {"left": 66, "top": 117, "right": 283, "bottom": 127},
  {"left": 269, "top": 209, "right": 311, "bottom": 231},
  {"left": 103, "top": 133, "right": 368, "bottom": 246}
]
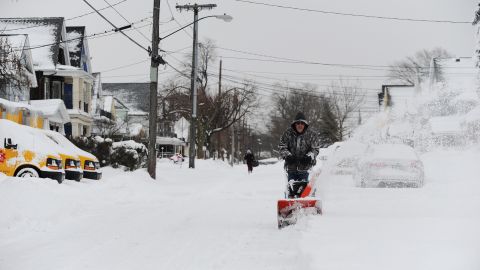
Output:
[{"left": 0, "top": 148, "right": 479, "bottom": 269}]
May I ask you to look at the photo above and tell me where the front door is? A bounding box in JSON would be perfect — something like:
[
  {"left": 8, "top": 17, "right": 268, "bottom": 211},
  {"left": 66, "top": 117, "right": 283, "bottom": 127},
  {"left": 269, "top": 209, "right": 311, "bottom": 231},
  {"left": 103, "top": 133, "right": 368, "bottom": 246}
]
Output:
[{"left": 64, "top": 84, "right": 73, "bottom": 109}]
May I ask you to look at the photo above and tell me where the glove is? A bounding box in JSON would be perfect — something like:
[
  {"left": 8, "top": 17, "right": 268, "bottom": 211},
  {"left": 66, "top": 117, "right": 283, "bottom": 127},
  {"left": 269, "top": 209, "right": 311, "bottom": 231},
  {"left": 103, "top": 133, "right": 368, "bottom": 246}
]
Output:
[
  {"left": 300, "top": 155, "right": 312, "bottom": 165},
  {"left": 285, "top": 155, "right": 296, "bottom": 164}
]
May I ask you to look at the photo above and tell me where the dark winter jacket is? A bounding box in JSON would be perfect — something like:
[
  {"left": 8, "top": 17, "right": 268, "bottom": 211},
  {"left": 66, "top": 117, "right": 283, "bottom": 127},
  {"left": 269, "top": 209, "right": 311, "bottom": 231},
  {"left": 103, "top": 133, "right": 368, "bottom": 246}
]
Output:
[
  {"left": 279, "top": 126, "right": 320, "bottom": 172},
  {"left": 244, "top": 152, "right": 255, "bottom": 164}
]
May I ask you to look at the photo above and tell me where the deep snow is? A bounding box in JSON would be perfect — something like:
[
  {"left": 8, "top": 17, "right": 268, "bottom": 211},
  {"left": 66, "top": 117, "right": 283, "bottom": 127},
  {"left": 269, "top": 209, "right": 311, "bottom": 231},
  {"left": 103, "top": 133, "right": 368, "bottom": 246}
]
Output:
[{"left": 1, "top": 149, "right": 479, "bottom": 270}]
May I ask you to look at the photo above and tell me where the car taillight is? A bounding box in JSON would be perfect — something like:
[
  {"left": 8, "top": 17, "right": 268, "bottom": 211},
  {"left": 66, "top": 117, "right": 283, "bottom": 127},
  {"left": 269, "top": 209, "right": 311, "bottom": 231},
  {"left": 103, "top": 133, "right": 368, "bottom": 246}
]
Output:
[
  {"left": 84, "top": 160, "right": 96, "bottom": 171},
  {"left": 65, "top": 159, "right": 76, "bottom": 169},
  {"left": 411, "top": 160, "right": 423, "bottom": 169},
  {"left": 47, "top": 158, "right": 60, "bottom": 169},
  {"left": 369, "top": 162, "right": 386, "bottom": 168}
]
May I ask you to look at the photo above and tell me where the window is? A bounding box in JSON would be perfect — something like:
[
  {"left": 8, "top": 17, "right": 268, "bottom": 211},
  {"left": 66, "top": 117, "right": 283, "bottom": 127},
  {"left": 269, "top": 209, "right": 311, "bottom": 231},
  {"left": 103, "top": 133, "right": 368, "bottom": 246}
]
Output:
[
  {"left": 51, "top": 81, "right": 62, "bottom": 99},
  {"left": 44, "top": 78, "right": 50, "bottom": 99},
  {"left": 83, "top": 82, "right": 89, "bottom": 113},
  {"left": 21, "top": 110, "right": 30, "bottom": 125}
]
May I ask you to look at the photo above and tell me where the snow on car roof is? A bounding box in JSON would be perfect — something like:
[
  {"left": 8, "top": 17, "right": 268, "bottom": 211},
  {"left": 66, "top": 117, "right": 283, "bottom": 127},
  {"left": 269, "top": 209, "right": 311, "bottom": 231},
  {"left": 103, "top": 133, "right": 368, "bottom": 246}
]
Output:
[
  {"left": 331, "top": 141, "right": 367, "bottom": 158},
  {"left": 0, "top": 119, "right": 62, "bottom": 160},
  {"left": 429, "top": 116, "right": 463, "bottom": 134},
  {"left": 367, "top": 144, "right": 418, "bottom": 160},
  {"left": 40, "top": 129, "right": 97, "bottom": 160}
]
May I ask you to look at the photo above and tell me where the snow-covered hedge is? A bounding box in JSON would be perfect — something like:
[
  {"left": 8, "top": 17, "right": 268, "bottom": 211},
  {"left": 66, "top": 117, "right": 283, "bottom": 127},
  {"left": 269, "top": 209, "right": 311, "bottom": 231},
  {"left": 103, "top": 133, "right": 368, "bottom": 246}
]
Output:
[
  {"left": 111, "top": 140, "right": 148, "bottom": 171},
  {"left": 70, "top": 136, "right": 112, "bottom": 166},
  {"left": 70, "top": 137, "right": 148, "bottom": 171}
]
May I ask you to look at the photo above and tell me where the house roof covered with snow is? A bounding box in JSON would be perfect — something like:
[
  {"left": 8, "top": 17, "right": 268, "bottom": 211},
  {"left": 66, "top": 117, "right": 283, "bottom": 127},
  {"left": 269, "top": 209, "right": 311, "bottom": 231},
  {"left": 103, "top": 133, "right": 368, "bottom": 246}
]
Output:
[
  {"left": 102, "top": 83, "right": 150, "bottom": 112},
  {"left": 434, "top": 57, "right": 478, "bottom": 92},
  {"left": 27, "top": 99, "right": 70, "bottom": 123},
  {"left": 0, "top": 17, "right": 68, "bottom": 70}
]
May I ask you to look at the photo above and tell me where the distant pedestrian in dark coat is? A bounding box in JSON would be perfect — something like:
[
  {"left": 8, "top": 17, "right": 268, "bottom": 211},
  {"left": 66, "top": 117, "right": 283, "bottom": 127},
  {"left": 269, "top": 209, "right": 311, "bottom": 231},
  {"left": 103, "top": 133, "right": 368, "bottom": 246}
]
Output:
[{"left": 244, "top": 149, "right": 255, "bottom": 174}]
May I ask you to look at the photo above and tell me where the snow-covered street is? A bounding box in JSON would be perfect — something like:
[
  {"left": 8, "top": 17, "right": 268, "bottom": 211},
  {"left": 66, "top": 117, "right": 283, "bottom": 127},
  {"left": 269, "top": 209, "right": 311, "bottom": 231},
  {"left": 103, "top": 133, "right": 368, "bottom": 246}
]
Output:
[{"left": 1, "top": 148, "right": 480, "bottom": 270}]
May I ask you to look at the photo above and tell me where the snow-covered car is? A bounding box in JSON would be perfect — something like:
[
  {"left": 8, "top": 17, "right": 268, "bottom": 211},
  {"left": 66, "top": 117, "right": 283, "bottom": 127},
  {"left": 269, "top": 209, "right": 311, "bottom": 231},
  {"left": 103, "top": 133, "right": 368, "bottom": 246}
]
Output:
[
  {"left": 327, "top": 141, "right": 367, "bottom": 175},
  {"left": 353, "top": 143, "right": 424, "bottom": 188},
  {"left": 41, "top": 130, "right": 102, "bottom": 180},
  {"left": 39, "top": 130, "right": 83, "bottom": 181},
  {"left": 0, "top": 119, "right": 65, "bottom": 183},
  {"left": 318, "top": 142, "right": 342, "bottom": 161}
]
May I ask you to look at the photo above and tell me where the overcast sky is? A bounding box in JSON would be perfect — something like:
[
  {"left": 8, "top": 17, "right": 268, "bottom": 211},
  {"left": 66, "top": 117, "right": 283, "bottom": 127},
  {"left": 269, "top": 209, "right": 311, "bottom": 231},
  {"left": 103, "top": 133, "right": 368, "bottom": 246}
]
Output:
[{"left": 1, "top": 0, "right": 478, "bottom": 122}]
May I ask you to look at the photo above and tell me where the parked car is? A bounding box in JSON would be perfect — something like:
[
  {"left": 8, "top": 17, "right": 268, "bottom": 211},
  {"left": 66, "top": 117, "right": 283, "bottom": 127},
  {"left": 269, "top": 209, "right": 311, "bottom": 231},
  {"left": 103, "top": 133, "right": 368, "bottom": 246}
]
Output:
[
  {"left": 0, "top": 119, "right": 65, "bottom": 183},
  {"left": 41, "top": 130, "right": 102, "bottom": 180},
  {"left": 327, "top": 141, "right": 367, "bottom": 175},
  {"left": 353, "top": 143, "right": 424, "bottom": 188},
  {"left": 40, "top": 130, "right": 83, "bottom": 181},
  {"left": 318, "top": 142, "right": 342, "bottom": 161}
]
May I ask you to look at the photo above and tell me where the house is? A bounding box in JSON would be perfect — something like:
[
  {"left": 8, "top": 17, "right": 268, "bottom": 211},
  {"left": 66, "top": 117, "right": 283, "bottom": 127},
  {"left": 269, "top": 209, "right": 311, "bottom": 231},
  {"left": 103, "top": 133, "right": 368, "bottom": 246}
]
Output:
[
  {"left": 0, "top": 34, "right": 38, "bottom": 102},
  {"left": 0, "top": 18, "right": 95, "bottom": 137},
  {"left": 0, "top": 98, "right": 44, "bottom": 128},
  {"left": 378, "top": 84, "right": 415, "bottom": 110},
  {"left": 127, "top": 110, "right": 149, "bottom": 142},
  {"left": 102, "top": 83, "right": 150, "bottom": 140},
  {"left": 27, "top": 99, "right": 70, "bottom": 133}
]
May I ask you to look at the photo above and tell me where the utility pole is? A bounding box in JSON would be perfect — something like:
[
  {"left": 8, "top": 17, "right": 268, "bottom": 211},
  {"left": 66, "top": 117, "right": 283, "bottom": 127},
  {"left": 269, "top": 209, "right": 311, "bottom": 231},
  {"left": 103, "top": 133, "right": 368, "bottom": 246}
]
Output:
[
  {"left": 217, "top": 59, "right": 222, "bottom": 155},
  {"left": 218, "top": 59, "right": 222, "bottom": 96},
  {"left": 176, "top": 3, "right": 217, "bottom": 169},
  {"left": 147, "top": 0, "right": 162, "bottom": 179},
  {"left": 230, "top": 124, "right": 235, "bottom": 166}
]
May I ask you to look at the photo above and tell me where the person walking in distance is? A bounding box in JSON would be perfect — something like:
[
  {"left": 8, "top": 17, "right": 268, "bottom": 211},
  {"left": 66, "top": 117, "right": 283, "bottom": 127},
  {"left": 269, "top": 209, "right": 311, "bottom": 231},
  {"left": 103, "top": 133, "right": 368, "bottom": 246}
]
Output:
[{"left": 244, "top": 149, "right": 255, "bottom": 174}]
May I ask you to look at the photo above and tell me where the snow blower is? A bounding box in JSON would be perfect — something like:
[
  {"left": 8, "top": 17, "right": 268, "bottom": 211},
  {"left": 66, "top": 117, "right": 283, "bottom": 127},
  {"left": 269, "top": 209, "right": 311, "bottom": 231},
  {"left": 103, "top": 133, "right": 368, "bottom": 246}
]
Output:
[{"left": 277, "top": 170, "right": 322, "bottom": 229}]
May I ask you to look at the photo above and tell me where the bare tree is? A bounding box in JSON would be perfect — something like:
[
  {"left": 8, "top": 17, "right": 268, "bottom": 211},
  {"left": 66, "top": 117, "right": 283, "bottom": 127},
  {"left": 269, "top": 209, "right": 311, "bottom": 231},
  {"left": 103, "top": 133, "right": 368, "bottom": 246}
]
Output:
[
  {"left": 326, "top": 80, "right": 365, "bottom": 140},
  {"left": 198, "top": 81, "right": 259, "bottom": 154},
  {"left": 0, "top": 36, "right": 31, "bottom": 100},
  {"left": 93, "top": 116, "right": 128, "bottom": 138},
  {"left": 317, "top": 97, "right": 340, "bottom": 145},
  {"left": 162, "top": 40, "right": 259, "bottom": 156},
  {"left": 388, "top": 47, "right": 452, "bottom": 85},
  {"left": 267, "top": 83, "right": 326, "bottom": 152}
]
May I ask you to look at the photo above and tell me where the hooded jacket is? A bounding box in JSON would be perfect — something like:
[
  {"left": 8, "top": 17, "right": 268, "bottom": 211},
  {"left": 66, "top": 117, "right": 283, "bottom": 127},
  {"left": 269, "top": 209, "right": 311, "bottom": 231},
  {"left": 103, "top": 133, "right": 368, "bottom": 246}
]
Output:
[{"left": 278, "top": 112, "right": 320, "bottom": 172}]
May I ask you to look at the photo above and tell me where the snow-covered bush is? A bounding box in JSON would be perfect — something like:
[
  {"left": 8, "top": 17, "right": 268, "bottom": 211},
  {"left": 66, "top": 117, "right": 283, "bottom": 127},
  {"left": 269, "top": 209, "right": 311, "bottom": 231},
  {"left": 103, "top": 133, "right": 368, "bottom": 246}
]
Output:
[
  {"left": 111, "top": 140, "right": 147, "bottom": 171},
  {"left": 70, "top": 136, "right": 112, "bottom": 166}
]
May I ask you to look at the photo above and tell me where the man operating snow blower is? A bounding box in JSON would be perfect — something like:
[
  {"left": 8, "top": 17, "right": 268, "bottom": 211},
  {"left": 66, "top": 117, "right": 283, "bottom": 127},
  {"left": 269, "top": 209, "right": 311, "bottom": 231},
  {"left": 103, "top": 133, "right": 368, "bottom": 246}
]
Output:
[{"left": 277, "top": 112, "right": 322, "bottom": 228}]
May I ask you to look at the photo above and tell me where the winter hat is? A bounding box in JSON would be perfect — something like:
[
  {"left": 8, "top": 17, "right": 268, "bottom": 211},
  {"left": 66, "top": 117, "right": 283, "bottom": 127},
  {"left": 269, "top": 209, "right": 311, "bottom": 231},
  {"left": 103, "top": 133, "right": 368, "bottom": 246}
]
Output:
[{"left": 291, "top": 112, "right": 309, "bottom": 130}]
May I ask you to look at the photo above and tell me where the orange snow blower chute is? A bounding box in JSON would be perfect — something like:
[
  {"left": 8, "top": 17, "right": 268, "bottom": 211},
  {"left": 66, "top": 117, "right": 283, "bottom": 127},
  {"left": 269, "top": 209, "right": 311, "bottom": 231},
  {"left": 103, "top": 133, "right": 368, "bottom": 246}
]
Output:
[{"left": 277, "top": 170, "right": 322, "bottom": 229}]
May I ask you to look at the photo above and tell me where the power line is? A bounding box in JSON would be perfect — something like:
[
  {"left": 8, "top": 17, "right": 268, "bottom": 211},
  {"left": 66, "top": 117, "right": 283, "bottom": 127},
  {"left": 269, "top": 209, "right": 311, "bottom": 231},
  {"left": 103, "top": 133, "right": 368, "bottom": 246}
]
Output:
[
  {"left": 82, "top": 0, "right": 148, "bottom": 52},
  {"left": 99, "top": 45, "right": 190, "bottom": 73},
  {"left": 6, "top": 17, "right": 151, "bottom": 52},
  {"left": 102, "top": 0, "right": 152, "bottom": 42},
  {"left": 68, "top": 0, "right": 128, "bottom": 21},
  {"left": 166, "top": 47, "right": 477, "bottom": 71},
  {"left": 234, "top": 0, "right": 472, "bottom": 24},
  {"left": 221, "top": 67, "right": 477, "bottom": 78},
  {"left": 0, "top": 0, "right": 129, "bottom": 33},
  {"left": 166, "top": 0, "right": 193, "bottom": 39},
  {"left": 100, "top": 59, "right": 149, "bottom": 73}
]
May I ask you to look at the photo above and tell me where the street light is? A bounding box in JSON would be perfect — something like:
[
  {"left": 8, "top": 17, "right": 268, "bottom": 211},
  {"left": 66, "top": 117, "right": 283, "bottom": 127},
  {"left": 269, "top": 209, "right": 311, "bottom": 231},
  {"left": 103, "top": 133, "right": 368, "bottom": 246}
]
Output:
[
  {"left": 184, "top": 13, "right": 233, "bottom": 169},
  {"left": 159, "top": 14, "right": 233, "bottom": 42}
]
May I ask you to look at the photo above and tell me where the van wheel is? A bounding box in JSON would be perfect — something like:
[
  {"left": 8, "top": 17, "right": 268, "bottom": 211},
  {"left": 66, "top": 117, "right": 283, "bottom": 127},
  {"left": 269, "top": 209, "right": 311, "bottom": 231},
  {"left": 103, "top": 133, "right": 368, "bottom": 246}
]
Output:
[{"left": 16, "top": 167, "right": 40, "bottom": 178}]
